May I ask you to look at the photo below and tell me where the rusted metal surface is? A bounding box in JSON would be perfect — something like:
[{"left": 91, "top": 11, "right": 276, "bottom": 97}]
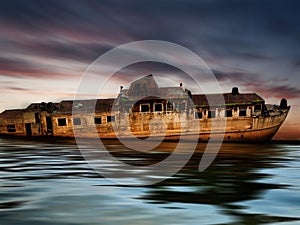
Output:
[{"left": 0, "top": 75, "right": 290, "bottom": 142}]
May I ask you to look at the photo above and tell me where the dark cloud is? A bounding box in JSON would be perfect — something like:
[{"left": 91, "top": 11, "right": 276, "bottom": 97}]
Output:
[
  {"left": 213, "top": 70, "right": 254, "bottom": 83},
  {"left": 291, "top": 60, "right": 300, "bottom": 68},
  {"left": 0, "top": 57, "right": 32, "bottom": 72},
  {"left": 4, "top": 86, "right": 30, "bottom": 91},
  {"left": 0, "top": 57, "right": 74, "bottom": 79},
  {"left": 0, "top": 0, "right": 299, "bottom": 69},
  {"left": 213, "top": 69, "right": 300, "bottom": 99},
  {"left": 12, "top": 40, "right": 112, "bottom": 63},
  {"left": 0, "top": 0, "right": 299, "bottom": 100},
  {"left": 256, "top": 84, "right": 300, "bottom": 99}
]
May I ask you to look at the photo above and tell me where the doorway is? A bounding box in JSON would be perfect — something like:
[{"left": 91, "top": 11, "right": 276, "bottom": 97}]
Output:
[
  {"left": 25, "top": 123, "right": 32, "bottom": 136},
  {"left": 46, "top": 116, "right": 53, "bottom": 135}
]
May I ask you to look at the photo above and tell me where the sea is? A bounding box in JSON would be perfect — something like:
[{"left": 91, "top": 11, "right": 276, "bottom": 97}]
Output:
[{"left": 0, "top": 137, "right": 299, "bottom": 225}]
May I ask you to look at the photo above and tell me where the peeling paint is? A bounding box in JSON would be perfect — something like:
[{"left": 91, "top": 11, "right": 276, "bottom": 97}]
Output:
[{"left": 0, "top": 75, "right": 290, "bottom": 142}]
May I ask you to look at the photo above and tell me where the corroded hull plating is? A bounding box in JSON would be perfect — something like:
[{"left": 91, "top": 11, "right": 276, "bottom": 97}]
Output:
[
  {"left": 0, "top": 106, "right": 289, "bottom": 143},
  {"left": 95, "top": 107, "right": 290, "bottom": 143},
  {"left": 0, "top": 75, "right": 290, "bottom": 143}
]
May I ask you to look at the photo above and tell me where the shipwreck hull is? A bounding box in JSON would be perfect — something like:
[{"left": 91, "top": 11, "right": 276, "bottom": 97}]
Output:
[
  {"left": 199, "top": 125, "right": 283, "bottom": 143},
  {"left": 94, "top": 107, "right": 290, "bottom": 143},
  {"left": 0, "top": 107, "right": 289, "bottom": 144},
  {"left": 0, "top": 75, "right": 290, "bottom": 143},
  {"left": 0, "top": 106, "right": 289, "bottom": 144},
  {"left": 96, "top": 124, "right": 283, "bottom": 143}
]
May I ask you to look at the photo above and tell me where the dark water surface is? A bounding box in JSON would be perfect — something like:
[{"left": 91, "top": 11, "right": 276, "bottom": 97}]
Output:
[{"left": 0, "top": 137, "right": 299, "bottom": 225}]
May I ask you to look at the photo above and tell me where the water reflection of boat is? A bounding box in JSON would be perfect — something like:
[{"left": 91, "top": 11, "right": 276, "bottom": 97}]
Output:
[{"left": 136, "top": 144, "right": 299, "bottom": 224}]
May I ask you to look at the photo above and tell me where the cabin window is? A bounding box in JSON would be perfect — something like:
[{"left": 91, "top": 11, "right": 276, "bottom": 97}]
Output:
[
  {"left": 208, "top": 110, "right": 215, "bottom": 118},
  {"left": 194, "top": 112, "right": 202, "bottom": 119},
  {"left": 140, "top": 104, "right": 150, "bottom": 112},
  {"left": 239, "top": 109, "right": 247, "bottom": 117},
  {"left": 94, "top": 117, "right": 102, "bottom": 124},
  {"left": 7, "top": 124, "right": 16, "bottom": 132},
  {"left": 107, "top": 115, "right": 115, "bottom": 123},
  {"left": 226, "top": 110, "right": 232, "bottom": 117},
  {"left": 35, "top": 113, "right": 40, "bottom": 123},
  {"left": 254, "top": 104, "right": 261, "bottom": 111},
  {"left": 58, "top": 118, "right": 67, "bottom": 126},
  {"left": 173, "top": 103, "right": 177, "bottom": 111},
  {"left": 73, "top": 117, "right": 81, "bottom": 125},
  {"left": 166, "top": 102, "right": 173, "bottom": 112},
  {"left": 179, "top": 101, "right": 186, "bottom": 111},
  {"left": 154, "top": 103, "right": 163, "bottom": 112}
]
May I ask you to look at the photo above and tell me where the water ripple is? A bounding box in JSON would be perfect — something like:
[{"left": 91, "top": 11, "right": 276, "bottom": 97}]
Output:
[{"left": 0, "top": 137, "right": 299, "bottom": 224}]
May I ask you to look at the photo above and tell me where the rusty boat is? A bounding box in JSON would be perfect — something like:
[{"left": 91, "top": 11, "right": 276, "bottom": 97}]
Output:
[{"left": 0, "top": 75, "right": 290, "bottom": 143}]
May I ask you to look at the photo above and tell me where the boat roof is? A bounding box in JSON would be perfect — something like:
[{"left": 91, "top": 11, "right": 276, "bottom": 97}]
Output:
[
  {"left": 0, "top": 75, "right": 266, "bottom": 115},
  {"left": 0, "top": 109, "right": 24, "bottom": 119},
  {"left": 59, "top": 99, "right": 115, "bottom": 114},
  {"left": 192, "top": 92, "right": 264, "bottom": 107}
]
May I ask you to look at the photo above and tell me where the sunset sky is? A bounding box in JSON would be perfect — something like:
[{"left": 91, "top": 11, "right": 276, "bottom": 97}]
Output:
[{"left": 0, "top": 0, "right": 299, "bottom": 139}]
